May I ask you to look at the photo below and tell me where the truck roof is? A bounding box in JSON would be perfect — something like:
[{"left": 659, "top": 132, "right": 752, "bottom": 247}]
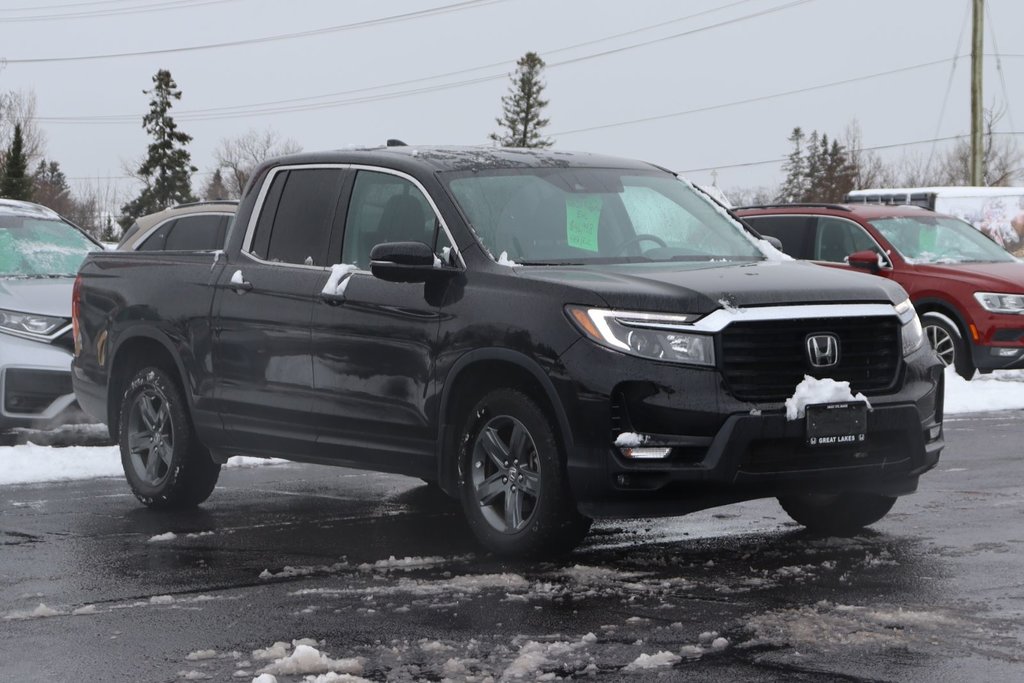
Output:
[
  {"left": 265, "top": 145, "right": 663, "bottom": 174},
  {"left": 848, "top": 186, "right": 1024, "bottom": 198}
]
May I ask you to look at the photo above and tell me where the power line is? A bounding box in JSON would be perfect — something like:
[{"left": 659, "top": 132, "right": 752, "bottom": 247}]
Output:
[
  {"left": 1, "top": 0, "right": 507, "bottom": 63},
  {"left": 552, "top": 57, "right": 961, "bottom": 137},
  {"left": 0, "top": 0, "right": 168, "bottom": 11},
  {"left": 0, "top": 0, "right": 241, "bottom": 22},
  {"left": 924, "top": 0, "right": 971, "bottom": 178},
  {"left": 985, "top": 1, "right": 1017, "bottom": 133},
  {"left": 36, "top": 0, "right": 815, "bottom": 124},
  {"left": 674, "top": 131, "right": 1024, "bottom": 174}
]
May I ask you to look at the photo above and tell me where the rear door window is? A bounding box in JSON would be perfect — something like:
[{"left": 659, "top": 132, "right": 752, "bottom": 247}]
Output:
[{"left": 249, "top": 168, "right": 345, "bottom": 266}]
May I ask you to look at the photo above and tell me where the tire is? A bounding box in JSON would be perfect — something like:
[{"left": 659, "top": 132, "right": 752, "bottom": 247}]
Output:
[
  {"left": 458, "top": 388, "right": 591, "bottom": 557},
  {"left": 922, "top": 312, "right": 974, "bottom": 380},
  {"left": 778, "top": 492, "right": 897, "bottom": 535},
  {"left": 118, "top": 366, "right": 220, "bottom": 509}
]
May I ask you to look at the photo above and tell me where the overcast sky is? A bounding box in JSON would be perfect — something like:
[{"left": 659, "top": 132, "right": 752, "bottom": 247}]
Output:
[{"left": 2, "top": 0, "right": 1022, "bottom": 202}]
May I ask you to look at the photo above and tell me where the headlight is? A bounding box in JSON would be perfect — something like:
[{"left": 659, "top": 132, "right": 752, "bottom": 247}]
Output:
[
  {"left": 893, "top": 298, "right": 924, "bottom": 356},
  {"left": 0, "top": 309, "right": 68, "bottom": 339},
  {"left": 566, "top": 306, "right": 714, "bottom": 366},
  {"left": 974, "top": 292, "right": 1024, "bottom": 314}
]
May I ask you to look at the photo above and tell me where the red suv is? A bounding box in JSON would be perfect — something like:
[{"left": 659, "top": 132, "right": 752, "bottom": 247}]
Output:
[{"left": 736, "top": 203, "right": 1024, "bottom": 379}]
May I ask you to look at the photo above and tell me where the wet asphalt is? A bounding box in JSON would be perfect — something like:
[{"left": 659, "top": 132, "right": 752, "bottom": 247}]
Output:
[{"left": 1, "top": 413, "right": 1023, "bottom": 682}]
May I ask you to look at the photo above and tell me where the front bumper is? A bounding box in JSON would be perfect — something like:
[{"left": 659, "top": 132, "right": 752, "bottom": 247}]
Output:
[
  {"left": 553, "top": 340, "right": 944, "bottom": 518},
  {"left": 0, "top": 331, "right": 83, "bottom": 430}
]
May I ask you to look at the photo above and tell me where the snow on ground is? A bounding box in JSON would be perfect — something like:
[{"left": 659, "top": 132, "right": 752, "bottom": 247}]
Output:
[
  {"left": 1, "top": 367, "right": 1022, "bottom": 488},
  {"left": 0, "top": 442, "right": 288, "bottom": 486}
]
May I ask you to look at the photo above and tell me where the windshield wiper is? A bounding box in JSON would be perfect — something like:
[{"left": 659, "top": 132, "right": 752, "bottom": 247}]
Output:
[{"left": 516, "top": 260, "right": 587, "bottom": 266}]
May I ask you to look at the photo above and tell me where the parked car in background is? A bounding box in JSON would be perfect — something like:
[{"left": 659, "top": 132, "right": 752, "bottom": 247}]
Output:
[
  {"left": 0, "top": 199, "right": 101, "bottom": 441},
  {"left": 737, "top": 202, "right": 1024, "bottom": 379},
  {"left": 117, "top": 200, "right": 237, "bottom": 251}
]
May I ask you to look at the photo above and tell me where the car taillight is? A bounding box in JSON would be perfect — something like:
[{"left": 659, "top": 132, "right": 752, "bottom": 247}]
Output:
[{"left": 72, "top": 273, "right": 82, "bottom": 356}]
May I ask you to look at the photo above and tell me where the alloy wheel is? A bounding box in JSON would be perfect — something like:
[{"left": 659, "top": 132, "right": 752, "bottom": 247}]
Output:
[
  {"left": 925, "top": 323, "right": 956, "bottom": 367},
  {"left": 470, "top": 415, "right": 541, "bottom": 534},
  {"left": 127, "top": 389, "right": 174, "bottom": 487}
]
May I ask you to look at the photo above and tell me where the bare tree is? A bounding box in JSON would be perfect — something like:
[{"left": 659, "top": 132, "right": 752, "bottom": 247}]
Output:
[
  {"left": 0, "top": 90, "right": 46, "bottom": 166},
  {"left": 843, "top": 120, "right": 896, "bottom": 190},
  {"left": 932, "top": 105, "right": 1022, "bottom": 186},
  {"left": 68, "top": 177, "right": 125, "bottom": 239},
  {"left": 214, "top": 127, "right": 302, "bottom": 198}
]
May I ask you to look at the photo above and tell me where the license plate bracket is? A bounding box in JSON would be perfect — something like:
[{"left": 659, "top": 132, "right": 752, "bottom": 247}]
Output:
[{"left": 805, "top": 402, "right": 867, "bottom": 447}]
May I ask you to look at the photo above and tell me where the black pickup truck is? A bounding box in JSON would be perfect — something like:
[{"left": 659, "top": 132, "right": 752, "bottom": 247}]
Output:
[{"left": 72, "top": 147, "right": 944, "bottom": 556}]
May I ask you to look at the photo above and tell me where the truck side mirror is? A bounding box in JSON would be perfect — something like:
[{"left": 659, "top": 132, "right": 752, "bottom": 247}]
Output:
[{"left": 370, "top": 241, "right": 449, "bottom": 283}]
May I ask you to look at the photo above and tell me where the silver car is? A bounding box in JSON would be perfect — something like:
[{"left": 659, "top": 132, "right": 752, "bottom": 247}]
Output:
[{"left": 0, "top": 199, "right": 100, "bottom": 437}]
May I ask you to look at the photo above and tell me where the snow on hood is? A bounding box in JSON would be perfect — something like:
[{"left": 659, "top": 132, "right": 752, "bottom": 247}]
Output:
[{"left": 0, "top": 276, "right": 74, "bottom": 317}]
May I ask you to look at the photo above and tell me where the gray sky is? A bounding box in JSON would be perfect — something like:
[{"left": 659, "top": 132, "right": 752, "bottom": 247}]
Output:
[{"left": 2, "top": 0, "right": 1022, "bottom": 202}]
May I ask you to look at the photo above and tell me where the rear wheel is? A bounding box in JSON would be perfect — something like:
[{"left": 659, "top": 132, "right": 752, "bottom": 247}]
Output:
[
  {"left": 778, "top": 492, "right": 897, "bottom": 535},
  {"left": 922, "top": 312, "right": 974, "bottom": 380},
  {"left": 458, "top": 388, "right": 590, "bottom": 557},
  {"left": 118, "top": 366, "right": 220, "bottom": 509}
]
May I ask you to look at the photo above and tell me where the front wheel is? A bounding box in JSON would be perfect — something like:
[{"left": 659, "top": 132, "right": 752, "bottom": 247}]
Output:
[
  {"left": 922, "top": 313, "right": 974, "bottom": 380},
  {"left": 118, "top": 366, "right": 220, "bottom": 509},
  {"left": 778, "top": 492, "right": 897, "bottom": 535},
  {"left": 458, "top": 389, "right": 590, "bottom": 557}
]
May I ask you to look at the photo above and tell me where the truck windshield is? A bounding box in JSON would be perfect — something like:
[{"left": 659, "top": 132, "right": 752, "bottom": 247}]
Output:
[
  {"left": 0, "top": 215, "right": 97, "bottom": 277},
  {"left": 870, "top": 216, "right": 1016, "bottom": 264},
  {"left": 443, "top": 168, "right": 765, "bottom": 265}
]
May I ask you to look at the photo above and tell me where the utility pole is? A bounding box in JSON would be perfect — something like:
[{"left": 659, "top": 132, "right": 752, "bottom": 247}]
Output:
[{"left": 970, "top": 0, "right": 984, "bottom": 186}]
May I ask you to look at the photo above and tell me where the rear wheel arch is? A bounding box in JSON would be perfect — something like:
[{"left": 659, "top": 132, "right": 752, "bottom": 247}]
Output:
[
  {"left": 435, "top": 351, "right": 573, "bottom": 497},
  {"left": 107, "top": 333, "right": 189, "bottom": 436}
]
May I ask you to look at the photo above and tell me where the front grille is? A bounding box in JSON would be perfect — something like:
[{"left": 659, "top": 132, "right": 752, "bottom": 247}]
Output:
[
  {"left": 4, "top": 369, "right": 73, "bottom": 414},
  {"left": 720, "top": 316, "right": 901, "bottom": 402}
]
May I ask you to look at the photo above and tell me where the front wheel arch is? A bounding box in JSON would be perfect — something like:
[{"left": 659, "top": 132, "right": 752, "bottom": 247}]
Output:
[{"left": 435, "top": 351, "right": 574, "bottom": 497}]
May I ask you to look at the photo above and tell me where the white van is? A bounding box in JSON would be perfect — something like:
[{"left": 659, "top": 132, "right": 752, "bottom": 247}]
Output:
[{"left": 845, "top": 187, "right": 1024, "bottom": 254}]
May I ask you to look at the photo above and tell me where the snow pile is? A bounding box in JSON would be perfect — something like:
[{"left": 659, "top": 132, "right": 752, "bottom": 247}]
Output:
[
  {"left": 613, "top": 432, "right": 646, "bottom": 448},
  {"left": 185, "top": 650, "right": 218, "bottom": 661},
  {"left": 258, "top": 644, "right": 363, "bottom": 677},
  {"left": 757, "top": 238, "right": 794, "bottom": 261},
  {"left": 148, "top": 532, "right": 177, "bottom": 543},
  {"left": 944, "top": 366, "right": 1024, "bottom": 413},
  {"left": 497, "top": 251, "right": 519, "bottom": 267},
  {"left": 322, "top": 264, "right": 358, "bottom": 297},
  {"left": 502, "top": 634, "right": 596, "bottom": 679},
  {"left": 259, "top": 561, "right": 348, "bottom": 580},
  {"left": 229, "top": 269, "right": 245, "bottom": 286},
  {"left": 784, "top": 375, "right": 870, "bottom": 420},
  {"left": 622, "top": 651, "right": 680, "bottom": 671},
  {"left": 4, "top": 603, "right": 62, "bottom": 620},
  {"left": 357, "top": 555, "right": 449, "bottom": 572}
]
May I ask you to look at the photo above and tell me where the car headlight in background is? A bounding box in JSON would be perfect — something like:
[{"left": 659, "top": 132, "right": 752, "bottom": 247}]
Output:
[
  {"left": 0, "top": 309, "right": 69, "bottom": 340},
  {"left": 566, "top": 306, "right": 715, "bottom": 366},
  {"left": 974, "top": 292, "right": 1024, "bottom": 314},
  {"left": 895, "top": 298, "right": 924, "bottom": 356}
]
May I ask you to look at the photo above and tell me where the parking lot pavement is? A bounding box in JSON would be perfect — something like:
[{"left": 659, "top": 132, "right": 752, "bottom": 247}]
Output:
[{"left": 2, "top": 413, "right": 1023, "bottom": 682}]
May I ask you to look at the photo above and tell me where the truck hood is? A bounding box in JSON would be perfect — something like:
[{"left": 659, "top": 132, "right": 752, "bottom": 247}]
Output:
[
  {"left": 0, "top": 276, "right": 74, "bottom": 317},
  {"left": 908, "top": 261, "right": 1024, "bottom": 293},
  {"left": 515, "top": 260, "right": 907, "bottom": 314}
]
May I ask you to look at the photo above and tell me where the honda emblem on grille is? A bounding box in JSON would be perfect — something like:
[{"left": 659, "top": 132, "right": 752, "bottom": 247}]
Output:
[{"left": 806, "top": 333, "right": 840, "bottom": 368}]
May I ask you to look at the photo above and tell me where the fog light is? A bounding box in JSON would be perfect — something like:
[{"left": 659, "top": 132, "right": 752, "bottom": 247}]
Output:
[
  {"left": 991, "top": 347, "right": 1020, "bottom": 357},
  {"left": 619, "top": 446, "right": 672, "bottom": 459}
]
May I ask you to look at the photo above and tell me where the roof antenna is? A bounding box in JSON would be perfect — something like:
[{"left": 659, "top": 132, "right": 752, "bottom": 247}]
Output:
[{"left": 386, "top": 139, "right": 407, "bottom": 147}]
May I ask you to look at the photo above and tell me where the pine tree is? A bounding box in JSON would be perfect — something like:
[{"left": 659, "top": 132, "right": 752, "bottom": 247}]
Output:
[
  {"left": 100, "top": 216, "right": 118, "bottom": 243},
  {"left": 202, "top": 169, "right": 229, "bottom": 200},
  {"left": 490, "top": 52, "right": 552, "bottom": 148},
  {"left": 776, "top": 127, "right": 806, "bottom": 203},
  {"left": 32, "top": 159, "right": 74, "bottom": 215},
  {"left": 803, "top": 131, "right": 823, "bottom": 202},
  {"left": 119, "top": 69, "right": 196, "bottom": 228},
  {"left": 1, "top": 124, "right": 32, "bottom": 200}
]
